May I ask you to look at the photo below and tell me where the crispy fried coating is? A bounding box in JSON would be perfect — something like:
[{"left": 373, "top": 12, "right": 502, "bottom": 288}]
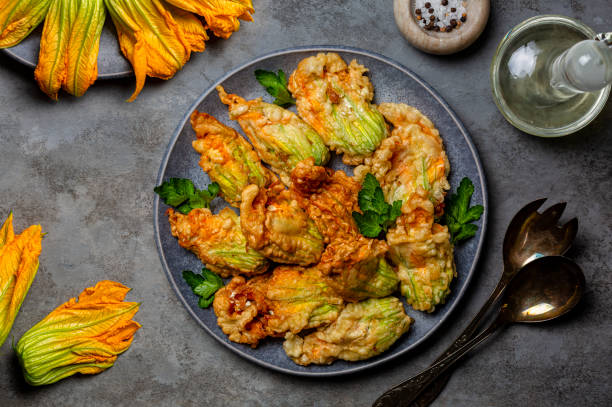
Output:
[
  {"left": 167, "top": 207, "right": 268, "bottom": 278},
  {"left": 354, "top": 102, "right": 450, "bottom": 210},
  {"left": 289, "top": 158, "right": 398, "bottom": 301},
  {"left": 283, "top": 297, "right": 412, "bottom": 365},
  {"left": 387, "top": 190, "right": 455, "bottom": 312},
  {"left": 287, "top": 52, "right": 388, "bottom": 165},
  {"left": 240, "top": 182, "right": 324, "bottom": 266},
  {"left": 191, "top": 111, "right": 275, "bottom": 207},
  {"left": 213, "top": 267, "right": 344, "bottom": 347},
  {"left": 217, "top": 86, "right": 329, "bottom": 185},
  {"left": 289, "top": 158, "right": 361, "bottom": 241}
]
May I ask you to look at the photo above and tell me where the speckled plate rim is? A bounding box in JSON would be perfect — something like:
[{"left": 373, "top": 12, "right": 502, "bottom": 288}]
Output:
[{"left": 153, "top": 45, "right": 488, "bottom": 377}]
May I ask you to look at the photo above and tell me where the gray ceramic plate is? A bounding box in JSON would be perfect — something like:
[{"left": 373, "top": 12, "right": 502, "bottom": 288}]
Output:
[
  {"left": 0, "top": 20, "right": 131, "bottom": 79},
  {"left": 154, "top": 46, "right": 488, "bottom": 377}
]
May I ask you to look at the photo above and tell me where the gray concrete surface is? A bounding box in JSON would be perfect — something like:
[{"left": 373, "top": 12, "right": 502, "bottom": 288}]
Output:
[{"left": 1, "top": 1, "right": 610, "bottom": 406}]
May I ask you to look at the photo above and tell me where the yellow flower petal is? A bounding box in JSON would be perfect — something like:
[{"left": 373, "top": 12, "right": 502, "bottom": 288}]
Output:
[
  {"left": 0, "top": 212, "right": 15, "bottom": 248},
  {"left": 165, "top": 0, "right": 253, "bottom": 39},
  {"left": 166, "top": 3, "right": 208, "bottom": 53},
  {"left": 0, "top": 222, "right": 42, "bottom": 347},
  {"left": 104, "top": 0, "right": 196, "bottom": 101},
  {"left": 34, "top": 0, "right": 106, "bottom": 100},
  {"left": 15, "top": 280, "right": 140, "bottom": 386},
  {"left": 0, "top": 0, "right": 52, "bottom": 48}
]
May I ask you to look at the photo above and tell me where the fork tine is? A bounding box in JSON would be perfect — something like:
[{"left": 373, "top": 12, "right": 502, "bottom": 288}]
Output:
[
  {"left": 561, "top": 218, "right": 579, "bottom": 252},
  {"left": 539, "top": 202, "right": 567, "bottom": 226}
]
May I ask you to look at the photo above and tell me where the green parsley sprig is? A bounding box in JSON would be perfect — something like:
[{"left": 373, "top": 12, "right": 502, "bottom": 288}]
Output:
[
  {"left": 182, "top": 268, "right": 224, "bottom": 308},
  {"left": 352, "top": 173, "right": 402, "bottom": 238},
  {"left": 154, "top": 178, "right": 219, "bottom": 214},
  {"left": 254, "top": 69, "right": 296, "bottom": 107},
  {"left": 442, "top": 177, "right": 484, "bottom": 244}
]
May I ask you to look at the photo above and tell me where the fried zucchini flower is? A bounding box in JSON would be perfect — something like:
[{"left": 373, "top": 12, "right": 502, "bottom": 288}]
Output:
[
  {"left": 284, "top": 297, "right": 412, "bottom": 365},
  {"left": 0, "top": 0, "right": 52, "bottom": 48},
  {"left": 104, "top": 0, "right": 207, "bottom": 101},
  {"left": 318, "top": 236, "right": 397, "bottom": 302},
  {"left": 213, "top": 267, "right": 344, "bottom": 347},
  {"left": 387, "top": 190, "right": 455, "bottom": 312},
  {"left": 218, "top": 86, "right": 330, "bottom": 185},
  {"left": 15, "top": 281, "right": 140, "bottom": 386},
  {"left": 165, "top": 0, "right": 253, "bottom": 39},
  {"left": 354, "top": 102, "right": 450, "bottom": 210},
  {"left": 191, "top": 111, "right": 275, "bottom": 207},
  {"left": 240, "top": 183, "right": 324, "bottom": 266},
  {"left": 167, "top": 207, "right": 269, "bottom": 277},
  {"left": 287, "top": 52, "right": 388, "bottom": 165},
  {"left": 0, "top": 213, "right": 42, "bottom": 347},
  {"left": 34, "top": 0, "right": 106, "bottom": 99}
]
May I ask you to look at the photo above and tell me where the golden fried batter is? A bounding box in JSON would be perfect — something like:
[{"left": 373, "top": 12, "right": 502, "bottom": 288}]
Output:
[
  {"left": 283, "top": 297, "right": 412, "bottom": 365},
  {"left": 387, "top": 189, "right": 455, "bottom": 312},
  {"left": 191, "top": 111, "right": 275, "bottom": 207},
  {"left": 217, "top": 86, "right": 329, "bottom": 185},
  {"left": 240, "top": 182, "right": 324, "bottom": 266},
  {"left": 354, "top": 102, "right": 450, "bottom": 211},
  {"left": 213, "top": 267, "right": 344, "bottom": 347},
  {"left": 288, "top": 52, "right": 388, "bottom": 165},
  {"left": 167, "top": 207, "right": 269, "bottom": 278}
]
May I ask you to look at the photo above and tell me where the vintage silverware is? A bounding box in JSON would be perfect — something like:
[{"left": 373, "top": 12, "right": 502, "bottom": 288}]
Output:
[
  {"left": 387, "top": 199, "right": 578, "bottom": 407},
  {"left": 373, "top": 256, "right": 585, "bottom": 407}
]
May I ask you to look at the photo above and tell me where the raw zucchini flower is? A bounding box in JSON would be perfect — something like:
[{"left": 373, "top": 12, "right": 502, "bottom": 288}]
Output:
[
  {"left": 354, "top": 102, "right": 450, "bottom": 210},
  {"left": 191, "top": 111, "right": 274, "bottom": 207},
  {"left": 15, "top": 280, "right": 140, "bottom": 386},
  {"left": 0, "top": 213, "right": 42, "bottom": 348},
  {"left": 104, "top": 0, "right": 207, "bottom": 101},
  {"left": 218, "top": 86, "right": 330, "bottom": 185},
  {"left": 288, "top": 52, "right": 388, "bottom": 165},
  {"left": 34, "top": 0, "right": 106, "bottom": 99},
  {"left": 213, "top": 267, "right": 343, "bottom": 347},
  {"left": 0, "top": 0, "right": 52, "bottom": 48},
  {"left": 164, "top": 0, "right": 254, "bottom": 39},
  {"left": 386, "top": 190, "right": 455, "bottom": 312},
  {"left": 240, "top": 183, "right": 324, "bottom": 266},
  {"left": 284, "top": 296, "right": 412, "bottom": 365},
  {"left": 167, "top": 207, "right": 269, "bottom": 277}
]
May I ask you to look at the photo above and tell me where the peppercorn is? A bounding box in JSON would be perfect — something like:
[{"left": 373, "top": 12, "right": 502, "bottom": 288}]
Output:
[
  {"left": 424, "top": 2, "right": 431, "bottom": 8},
  {"left": 415, "top": 8, "right": 421, "bottom": 15},
  {"left": 441, "top": 0, "right": 448, "bottom": 5},
  {"left": 450, "top": 19, "right": 457, "bottom": 27},
  {"left": 428, "top": 8, "right": 434, "bottom": 13},
  {"left": 460, "top": 15, "right": 466, "bottom": 22},
  {"left": 451, "top": 7, "right": 456, "bottom": 12}
]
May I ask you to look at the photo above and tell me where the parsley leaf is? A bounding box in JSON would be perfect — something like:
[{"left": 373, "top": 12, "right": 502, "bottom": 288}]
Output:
[
  {"left": 442, "top": 177, "right": 484, "bottom": 244},
  {"left": 154, "top": 178, "right": 219, "bottom": 214},
  {"left": 182, "top": 268, "right": 224, "bottom": 308},
  {"left": 352, "top": 173, "right": 402, "bottom": 238},
  {"left": 255, "top": 69, "right": 296, "bottom": 107}
]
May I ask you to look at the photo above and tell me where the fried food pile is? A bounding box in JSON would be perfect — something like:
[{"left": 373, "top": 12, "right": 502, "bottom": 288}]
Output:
[{"left": 163, "top": 53, "right": 455, "bottom": 365}]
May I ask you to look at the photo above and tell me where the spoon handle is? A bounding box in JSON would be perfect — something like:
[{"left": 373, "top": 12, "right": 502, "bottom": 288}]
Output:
[
  {"left": 408, "top": 275, "right": 510, "bottom": 406},
  {"left": 372, "top": 315, "right": 507, "bottom": 407}
]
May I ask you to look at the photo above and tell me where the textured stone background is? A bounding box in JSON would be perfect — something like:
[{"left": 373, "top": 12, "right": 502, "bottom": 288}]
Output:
[{"left": 1, "top": 1, "right": 610, "bottom": 406}]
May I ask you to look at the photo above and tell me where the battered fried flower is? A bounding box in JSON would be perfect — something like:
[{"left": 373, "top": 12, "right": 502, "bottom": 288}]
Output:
[
  {"left": 318, "top": 236, "right": 397, "bottom": 302},
  {"left": 289, "top": 158, "right": 361, "bottom": 241},
  {"left": 354, "top": 102, "right": 450, "bottom": 210},
  {"left": 387, "top": 190, "right": 455, "bottom": 312},
  {"left": 288, "top": 52, "right": 388, "bottom": 165},
  {"left": 240, "top": 183, "right": 324, "bottom": 266},
  {"left": 165, "top": 0, "right": 253, "bottom": 39},
  {"left": 191, "top": 111, "right": 274, "bottom": 207},
  {"left": 283, "top": 297, "right": 412, "bottom": 365},
  {"left": 167, "top": 207, "right": 268, "bottom": 278},
  {"left": 218, "top": 86, "right": 330, "bottom": 185},
  {"left": 213, "top": 267, "right": 343, "bottom": 347},
  {"left": 288, "top": 158, "right": 399, "bottom": 301}
]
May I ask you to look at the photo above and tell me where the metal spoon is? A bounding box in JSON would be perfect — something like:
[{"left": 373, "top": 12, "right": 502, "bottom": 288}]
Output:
[
  {"left": 408, "top": 199, "right": 578, "bottom": 406},
  {"left": 373, "top": 256, "right": 585, "bottom": 407}
]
